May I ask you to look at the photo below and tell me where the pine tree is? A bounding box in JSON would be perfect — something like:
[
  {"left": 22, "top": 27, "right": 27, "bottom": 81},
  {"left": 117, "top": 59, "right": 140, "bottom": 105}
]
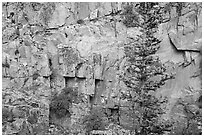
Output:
[{"left": 122, "top": 2, "right": 174, "bottom": 134}]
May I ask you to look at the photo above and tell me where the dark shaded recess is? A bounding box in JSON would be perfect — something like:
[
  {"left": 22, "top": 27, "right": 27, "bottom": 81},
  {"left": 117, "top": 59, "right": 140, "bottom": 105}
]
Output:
[
  {"left": 2, "top": 62, "right": 10, "bottom": 68},
  {"left": 89, "top": 79, "right": 104, "bottom": 106},
  {"left": 108, "top": 107, "right": 120, "bottom": 123},
  {"left": 77, "top": 19, "right": 84, "bottom": 24},
  {"left": 29, "top": 102, "right": 39, "bottom": 108},
  {"left": 77, "top": 77, "right": 86, "bottom": 81},
  {"left": 48, "top": 58, "right": 52, "bottom": 67},
  {"left": 22, "top": 77, "right": 29, "bottom": 88},
  {"left": 11, "top": 19, "right": 15, "bottom": 24},
  {"left": 32, "top": 72, "right": 40, "bottom": 80},
  {"left": 75, "top": 62, "right": 83, "bottom": 76},
  {"left": 65, "top": 77, "right": 76, "bottom": 88},
  {"left": 94, "top": 79, "right": 104, "bottom": 104},
  {"left": 90, "top": 79, "right": 101, "bottom": 105},
  {"left": 95, "top": 79, "right": 101, "bottom": 86},
  {"left": 19, "top": 38, "right": 23, "bottom": 44},
  {"left": 15, "top": 49, "right": 19, "bottom": 55},
  {"left": 49, "top": 108, "right": 71, "bottom": 120},
  {"left": 48, "top": 58, "right": 56, "bottom": 82},
  {"left": 8, "top": 12, "right": 14, "bottom": 18},
  {"left": 89, "top": 95, "right": 95, "bottom": 106},
  {"left": 16, "top": 28, "right": 20, "bottom": 36},
  {"left": 64, "top": 76, "right": 85, "bottom": 88},
  {"left": 10, "top": 12, "right": 14, "bottom": 16},
  {"left": 65, "top": 32, "right": 68, "bottom": 38},
  {"left": 50, "top": 69, "right": 58, "bottom": 83},
  {"left": 82, "top": 107, "right": 106, "bottom": 134},
  {"left": 196, "top": 95, "right": 202, "bottom": 109},
  {"left": 49, "top": 87, "right": 77, "bottom": 120},
  {"left": 198, "top": 95, "right": 202, "bottom": 103},
  {"left": 110, "top": 107, "right": 119, "bottom": 115},
  {"left": 64, "top": 77, "right": 85, "bottom": 103},
  {"left": 2, "top": 56, "right": 10, "bottom": 68},
  {"left": 23, "top": 12, "right": 29, "bottom": 22},
  {"left": 49, "top": 96, "right": 71, "bottom": 119}
]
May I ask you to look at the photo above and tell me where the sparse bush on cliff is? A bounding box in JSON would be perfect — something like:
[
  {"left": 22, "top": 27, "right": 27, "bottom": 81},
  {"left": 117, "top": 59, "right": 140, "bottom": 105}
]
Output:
[{"left": 49, "top": 87, "right": 78, "bottom": 119}]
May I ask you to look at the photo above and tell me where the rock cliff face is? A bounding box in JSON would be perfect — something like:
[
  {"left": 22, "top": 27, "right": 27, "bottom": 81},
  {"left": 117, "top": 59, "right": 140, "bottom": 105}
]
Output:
[{"left": 2, "top": 2, "right": 202, "bottom": 135}]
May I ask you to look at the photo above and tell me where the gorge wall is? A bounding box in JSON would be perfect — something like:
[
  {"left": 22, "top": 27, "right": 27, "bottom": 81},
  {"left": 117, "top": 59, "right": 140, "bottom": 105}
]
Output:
[{"left": 2, "top": 2, "right": 202, "bottom": 135}]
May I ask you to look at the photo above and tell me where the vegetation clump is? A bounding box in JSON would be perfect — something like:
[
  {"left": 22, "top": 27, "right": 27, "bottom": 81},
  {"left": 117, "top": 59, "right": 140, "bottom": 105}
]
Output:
[
  {"left": 49, "top": 87, "right": 78, "bottom": 119},
  {"left": 122, "top": 2, "right": 174, "bottom": 134}
]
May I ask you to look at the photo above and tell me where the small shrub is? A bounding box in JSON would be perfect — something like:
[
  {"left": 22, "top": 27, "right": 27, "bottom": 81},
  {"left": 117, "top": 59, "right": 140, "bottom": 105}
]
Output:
[{"left": 49, "top": 87, "right": 78, "bottom": 119}]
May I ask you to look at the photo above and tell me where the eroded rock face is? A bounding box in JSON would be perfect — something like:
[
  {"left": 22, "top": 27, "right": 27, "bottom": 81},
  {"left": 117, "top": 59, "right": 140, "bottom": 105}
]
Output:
[
  {"left": 2, "top": 2, "right": 202, "bottom": 135},
  {"left": 156, "top": 3, "right": 202, "bottom": 121}
]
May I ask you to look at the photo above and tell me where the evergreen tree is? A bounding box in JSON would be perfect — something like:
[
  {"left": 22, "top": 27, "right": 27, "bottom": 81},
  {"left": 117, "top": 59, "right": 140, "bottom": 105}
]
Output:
[{"left": 122, "top": 2, "right": 174, "bottom": 134}]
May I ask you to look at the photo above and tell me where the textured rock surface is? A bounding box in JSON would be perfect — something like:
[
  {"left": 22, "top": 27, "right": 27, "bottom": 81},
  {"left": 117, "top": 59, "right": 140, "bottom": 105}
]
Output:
[{"left": 2, "top": 2, "right": 202, "bottom": 135}]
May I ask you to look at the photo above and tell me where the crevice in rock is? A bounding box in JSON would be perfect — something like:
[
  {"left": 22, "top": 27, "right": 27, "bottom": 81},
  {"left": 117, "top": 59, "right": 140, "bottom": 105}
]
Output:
[
  {"left": 95, "top": 79, "right": 104, "bottom": 105},
  {"left": 89, "top": 95, "right": 95, "bottom": 107},
  {"left": 65, "top": 77, "right": 76, "bottom": 88},
  {"left": 75, "top": 62, "right": 83, "bottom": 76},
  {"left": 64, "top": 76, "right": 86, "bottom": 91},
  {"left": 89, "top": 79, "right": 104, "bottom": 107},
  {"left": 108, "top": 107, "right": 120, "bottom": 124},
  {"left": 168, "top": 34, "right": 185, "bottom": 54}
]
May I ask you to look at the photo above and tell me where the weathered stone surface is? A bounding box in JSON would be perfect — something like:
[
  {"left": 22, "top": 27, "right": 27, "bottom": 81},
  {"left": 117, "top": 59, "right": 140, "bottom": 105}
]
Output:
[
  {"left": 8, "top": 61, "right": 19, "bottom": 78},
  {"left": 2, "top": 2, "right": 202, "bottom": 135},
  {"left": 47, "top": 40, "right": 58, "bottom": 55},
  {"left": 2, "top": 78, "right": 11, "bottom": 90},
  {"left": 35, "top": 53, "right": 51, "bottom": 77},
  {"left": 168, "top": 30, "right": 201, "bottom": 51},
  {"left": 48, "top": 3, "right": 69, "bottom": 28},
  {"left": 156, "top": 4, "right": 202, "bottom": 118}
]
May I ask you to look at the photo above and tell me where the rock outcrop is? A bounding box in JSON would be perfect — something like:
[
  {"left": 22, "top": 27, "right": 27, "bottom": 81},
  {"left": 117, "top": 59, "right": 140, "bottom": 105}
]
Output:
[{"left": 2, "top": 2, "right": 202, "bottom": 135}]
